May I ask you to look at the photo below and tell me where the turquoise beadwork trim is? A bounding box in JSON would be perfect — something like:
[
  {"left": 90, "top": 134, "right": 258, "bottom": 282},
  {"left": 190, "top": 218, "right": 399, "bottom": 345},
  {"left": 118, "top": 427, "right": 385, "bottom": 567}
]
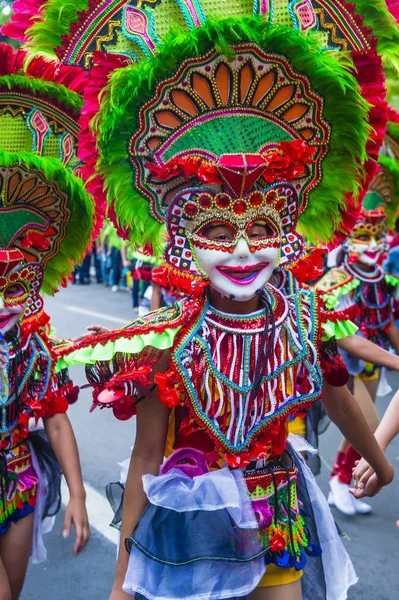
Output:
[{"left": 171, "top": 287, "right": 323, "bottom": 453}]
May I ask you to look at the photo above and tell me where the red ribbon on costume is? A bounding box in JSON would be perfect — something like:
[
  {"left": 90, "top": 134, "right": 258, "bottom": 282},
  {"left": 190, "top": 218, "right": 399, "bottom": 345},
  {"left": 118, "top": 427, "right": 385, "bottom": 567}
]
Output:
[{"left": 154, "top": 370, "right": 181, "bottom": 408}]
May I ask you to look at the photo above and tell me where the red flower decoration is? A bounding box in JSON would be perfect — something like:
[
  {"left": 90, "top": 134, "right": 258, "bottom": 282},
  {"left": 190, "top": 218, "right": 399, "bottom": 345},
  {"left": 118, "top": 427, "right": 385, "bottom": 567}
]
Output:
[
  {"left": 250, "top": 442, "right": 269, "bottom": 460},
  {"left": 152, "top": 266, "right": 169, "bottom": 288},
  {"left": 270, "top": 532, "right": 286, "bottom": 552},
  {"left": 197, "top": 164, "right": 223, "bottom": 185},
  {"left": 225, "top": 452, "right": 251, "bottom": 468},
  {"left": 27, "top": 399, "right": 42, "bottom": 413},
  {"left": 21, "top": 231, "right": 51, "bottom": 250},
  {"left": 146, "top": 156, "right": 223, "bottom": 185},
  {"left": 66, "top": 385, "right": 80, "bottom": 405},
  {"left": 280, "top": 139, "right": 317, "bottom": 163},
  {"left": 18, "top": 413, "right": 30, "bottom": 426},
  {"left": 179, "top": 157, "right": 202, "bottom": 179},
  {"left": 112, "top": 401, "right": 137, "bottom": 421},
  {"left": 264, "top": 153, "right": 289, "bottom": 170},
  {"left": 154, "top": 370, "right": 181, "bottom": 408},
  {"left": 146, "top": 140, "right": 315, "bottom": 188},
  {"left": 262, "top": 140, "right": 317, "bottom": 183},
  {"left": 147, "top": 161, "right": 180, "bottom": 181},
  {"left": 159, "top": 387, "right": 181, "bottom": 408},
  {"left": 154, "top": 372, "right": 169, "bottom": 391},
  {"left": 287, "top": 248, "right": 327, "bottom": 283}
]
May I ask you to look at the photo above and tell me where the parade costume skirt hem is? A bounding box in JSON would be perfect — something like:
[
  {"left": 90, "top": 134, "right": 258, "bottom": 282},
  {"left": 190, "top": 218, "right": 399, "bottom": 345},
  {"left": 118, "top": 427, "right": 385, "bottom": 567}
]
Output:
[
  {"left": 122, "top": 556, "right": 265, "bottom": 600},
  {"left": 118, "top": 436, "right": 357, "bottom": 599},
  {"left": 0, "top": 443, "right": 38, "bottom": 535},
  {"left": 0, "top": 499, "right": 36, "bottom": 535}
]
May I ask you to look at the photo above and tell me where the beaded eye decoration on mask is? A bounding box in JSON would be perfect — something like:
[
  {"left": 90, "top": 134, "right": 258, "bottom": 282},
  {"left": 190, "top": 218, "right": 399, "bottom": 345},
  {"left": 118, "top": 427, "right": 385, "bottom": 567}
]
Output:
[
  {"left": 0, "top": 250, "right": 44, "bottom": 323},
  {"left": 153, "top": 146, "right": 313, "bottom": 276},
  {"left": 165, "top": 182, "right": 302, "bottom": 275},
  {"left": 188, "top": 190, "right": 282, "bottom": 252}
]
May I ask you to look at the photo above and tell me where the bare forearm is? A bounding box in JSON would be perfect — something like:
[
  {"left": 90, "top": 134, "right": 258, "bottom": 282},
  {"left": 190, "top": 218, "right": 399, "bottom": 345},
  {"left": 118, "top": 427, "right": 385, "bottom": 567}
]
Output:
[
  {"left": 337, "top": 335, "right": 399, "bottom": 370},
  {"left": 321, "top": 382, "right": 391, "bottom": 482},
  {"left": 43, "top": 413, "right": 86, "bottom": 498},
  {"left": 150, "top": 284, "right": 162, "bottom": 312},
  {"left": 373, "top": 389, "right": 399, "bottom": 452}
]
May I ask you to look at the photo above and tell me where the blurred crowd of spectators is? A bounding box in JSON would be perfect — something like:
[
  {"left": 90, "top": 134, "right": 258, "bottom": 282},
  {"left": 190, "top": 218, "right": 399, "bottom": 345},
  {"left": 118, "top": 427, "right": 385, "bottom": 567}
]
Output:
[{"left": 72, "top": 221, "right": 177, "bottom": 314}]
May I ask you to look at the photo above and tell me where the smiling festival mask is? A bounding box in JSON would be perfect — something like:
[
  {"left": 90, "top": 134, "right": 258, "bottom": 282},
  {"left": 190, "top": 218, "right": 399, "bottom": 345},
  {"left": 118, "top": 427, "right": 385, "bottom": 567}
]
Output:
[
  {"left": 344, "top": 156, "right": 399, "bottom": 268},
  {"left": 161, "top": 152, "right": 314, "bottom": 297},
  {"left": 346, "top": 209, "right": 387, "bottom": 267},
  {"left": 191, "top": 210, "right": 281, "bottom": 301},
  {"left": 0, "top": 249, "right": 44, "bottom": 335}
]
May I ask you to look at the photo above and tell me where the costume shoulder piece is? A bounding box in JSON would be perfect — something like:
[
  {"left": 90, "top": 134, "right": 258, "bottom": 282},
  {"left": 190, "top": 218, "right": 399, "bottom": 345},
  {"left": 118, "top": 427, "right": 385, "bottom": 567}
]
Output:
[
  {"left": 312, "top": 267, "right": 358, "bottom": 309},
  {"left": 290, "top": 286, "right": 357, "bottom": 342},
  {"left": 313, "top": 268, "right": 356, "bottom": 293},
  {"left": 56, "top": 298, "right": 198, "bottom": 369}
]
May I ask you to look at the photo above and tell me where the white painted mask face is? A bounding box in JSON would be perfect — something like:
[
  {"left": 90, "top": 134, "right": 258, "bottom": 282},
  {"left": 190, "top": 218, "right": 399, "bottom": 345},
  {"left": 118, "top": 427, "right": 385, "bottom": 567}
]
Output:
[
  {"left": 192, "top": 219, "right": 281, "bottom": 301},
  {"left": 0, "top": 297, "right": 26, "bottom": 335},
  {"left": 348, "top": 230, "right": 385, "bottom": 267},
  {"left": 0, "top": 273, "right": 30, "bottom": 335}
]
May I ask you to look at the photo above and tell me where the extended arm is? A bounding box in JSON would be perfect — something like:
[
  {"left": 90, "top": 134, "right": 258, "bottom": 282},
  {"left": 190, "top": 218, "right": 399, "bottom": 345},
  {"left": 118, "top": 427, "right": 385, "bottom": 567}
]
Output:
[
  {"left": 337, "top": 334, "right": 399, "bottom": 370},
  {"left": 150, "top": 283, "right": 163, "bottom": 312},
  {"left": 121, "top": 244, "right": 130, "bottom": 269},
  {"left": 352, "top": 389, "right": 399, "bottom": 492},
  {"left": 43, "top": 412, "right": 90, "bottom": 554},
  {"left": 321, "top": 381, "right": 393, "bottom": 496},
  {"left": 372, "top": 388, "right": 399, "bottom": 451},
  {"left": 387, "top": 317, "right": 399, "bottom": 355}
]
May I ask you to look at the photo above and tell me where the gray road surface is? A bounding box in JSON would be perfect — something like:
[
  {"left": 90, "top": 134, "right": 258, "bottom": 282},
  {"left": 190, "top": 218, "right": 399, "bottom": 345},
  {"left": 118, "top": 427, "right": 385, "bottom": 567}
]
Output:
[{"left": 21, "top": 284, "right": 399, "bottom": 600}]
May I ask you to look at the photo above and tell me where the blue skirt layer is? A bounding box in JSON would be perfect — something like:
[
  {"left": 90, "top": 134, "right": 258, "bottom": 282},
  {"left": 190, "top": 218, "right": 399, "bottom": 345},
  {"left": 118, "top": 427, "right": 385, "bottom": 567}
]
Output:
[
  {"left": 120, "top": 443, "right": 357, "bottom": 600},
  {"left": 127, "top": 504, "right": 264, "bottom": 565}
]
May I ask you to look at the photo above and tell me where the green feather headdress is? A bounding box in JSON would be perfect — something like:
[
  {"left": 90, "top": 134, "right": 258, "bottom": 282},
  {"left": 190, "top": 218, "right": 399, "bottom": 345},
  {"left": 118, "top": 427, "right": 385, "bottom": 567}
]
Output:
[
  {"left": 0, "top": 44, "right": 94, "bottom": 293},
  {"left": 4, "top": 0, "right": 399, "bottom": 71},
  {"left": 93, "top": 18, "right": 370, "bottom": 253},
  {"left": 362, "top": 118, "right": 399, "bottom": 232},
  {"left": 0, "top": 150, "right": 93, "bottom": 295}
]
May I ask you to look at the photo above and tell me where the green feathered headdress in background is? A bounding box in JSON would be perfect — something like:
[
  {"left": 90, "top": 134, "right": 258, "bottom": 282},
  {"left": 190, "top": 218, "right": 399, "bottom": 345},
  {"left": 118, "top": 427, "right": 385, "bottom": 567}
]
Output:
[
  {"left": 0, "top": 44, "right": 94, "bottom": 293},
  {"left": 0, "top": 150, "right": 94, "bottom": 295},
  {"left": 361, "top": 116, "right": 399, "bottom": 232},
  {"left": 4, "top": 0, "right": 399, "bottom": 72}
]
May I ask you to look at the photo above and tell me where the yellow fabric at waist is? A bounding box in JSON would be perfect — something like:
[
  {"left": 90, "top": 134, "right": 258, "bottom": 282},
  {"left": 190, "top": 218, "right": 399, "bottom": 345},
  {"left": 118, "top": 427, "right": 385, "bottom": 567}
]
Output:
[
  {"left": 258, "top": 564, "right": 303, "bottom": 587},
  {"left": 288, "top": 416, "right": 306, "bottom": 436}
]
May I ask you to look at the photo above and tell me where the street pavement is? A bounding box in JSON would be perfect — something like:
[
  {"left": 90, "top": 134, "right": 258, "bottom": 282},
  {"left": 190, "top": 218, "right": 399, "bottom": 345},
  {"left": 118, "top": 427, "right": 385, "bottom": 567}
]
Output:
[{"left": 21, "top": 283, "right": 399, "bottom": 599}]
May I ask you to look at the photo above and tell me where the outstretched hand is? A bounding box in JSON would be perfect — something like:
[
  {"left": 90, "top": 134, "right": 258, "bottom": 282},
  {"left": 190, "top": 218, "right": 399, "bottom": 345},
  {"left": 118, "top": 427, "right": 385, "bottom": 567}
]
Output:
[
  {"left": 350, "top": 458, "right": 394, "bottom": 499},
  {"left": 73, "top": 324, "right": 110, "bottom": 343},
  {"left": 63, "top": 496, "right": 90, "bottom": 555}
]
